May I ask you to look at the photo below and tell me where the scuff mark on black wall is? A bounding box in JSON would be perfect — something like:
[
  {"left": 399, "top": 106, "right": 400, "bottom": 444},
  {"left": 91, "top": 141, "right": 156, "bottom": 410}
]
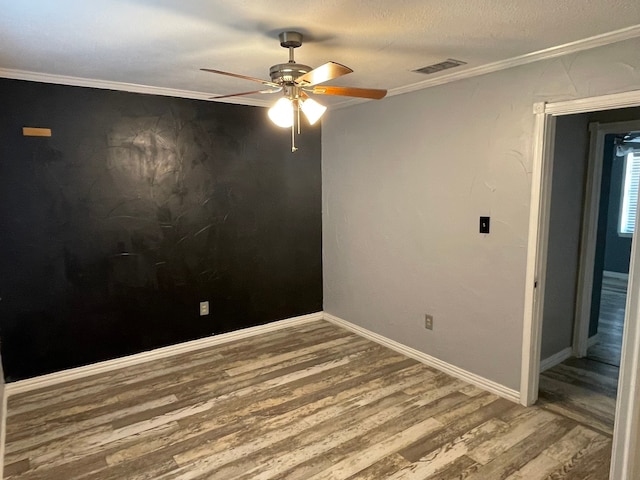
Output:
[{"left": 0, "top": 78, "right": 322, "bottom": 381}]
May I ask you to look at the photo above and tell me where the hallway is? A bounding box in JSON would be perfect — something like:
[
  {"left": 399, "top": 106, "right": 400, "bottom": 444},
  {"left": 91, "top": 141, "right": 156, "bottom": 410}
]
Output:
[{"left": 538, "top": 272, "right": 626, "bottom": 436}]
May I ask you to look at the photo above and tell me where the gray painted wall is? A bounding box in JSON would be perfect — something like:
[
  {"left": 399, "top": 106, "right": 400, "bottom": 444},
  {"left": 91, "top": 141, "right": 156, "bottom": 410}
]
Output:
[
  {"left": 322, "top": 36, "right": 640, "bottom": 390},
  {"left": 540, "top": 115, "right": 589, "bottom": 360}
]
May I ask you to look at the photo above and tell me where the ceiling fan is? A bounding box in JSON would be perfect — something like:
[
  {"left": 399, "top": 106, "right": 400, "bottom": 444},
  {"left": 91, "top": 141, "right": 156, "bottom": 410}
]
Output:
[
  {"left": 201, "top": 31, "right": 387, "bottom": 151},
  {"left": 615, "top": 132, "right": 640, "bottom": 157}
]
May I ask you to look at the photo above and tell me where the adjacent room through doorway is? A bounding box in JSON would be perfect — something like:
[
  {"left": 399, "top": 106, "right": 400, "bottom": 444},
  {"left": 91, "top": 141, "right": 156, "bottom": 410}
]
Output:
[{"left": 536, "top": 109, "right": 640, "bottom": 458}]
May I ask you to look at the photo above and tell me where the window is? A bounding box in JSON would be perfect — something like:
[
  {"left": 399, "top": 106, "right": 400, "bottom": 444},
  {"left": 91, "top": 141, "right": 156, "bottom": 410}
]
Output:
[{"left": 619, "top": 151, "right": 640, "bottom": 236}]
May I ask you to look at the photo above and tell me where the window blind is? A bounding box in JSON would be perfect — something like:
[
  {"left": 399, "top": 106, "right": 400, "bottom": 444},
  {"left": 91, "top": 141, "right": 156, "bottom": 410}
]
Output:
[{"left": 620, "top": 151, "right": 640, "bottom": 235}]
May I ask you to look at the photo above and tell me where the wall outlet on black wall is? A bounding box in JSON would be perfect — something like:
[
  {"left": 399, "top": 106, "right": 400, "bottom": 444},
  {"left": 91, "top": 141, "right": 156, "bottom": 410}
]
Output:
[{"left": 200, "top": 301, "right": 210, "bottom": 316}]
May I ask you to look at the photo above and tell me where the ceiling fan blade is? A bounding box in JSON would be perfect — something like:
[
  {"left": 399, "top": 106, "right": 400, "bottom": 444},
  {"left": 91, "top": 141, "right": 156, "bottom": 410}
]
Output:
[
  {"left": 295, "top": 62, "right": 353, "bottom": 86},
  {"left": 200, "top": 68, "right": 280, "bottom": 88},
  {"left": 309, "top": 85, "right": 387, "bottom": 100},
  {"left": 210, "top": 88, "right": 282, "bottom": 100}
]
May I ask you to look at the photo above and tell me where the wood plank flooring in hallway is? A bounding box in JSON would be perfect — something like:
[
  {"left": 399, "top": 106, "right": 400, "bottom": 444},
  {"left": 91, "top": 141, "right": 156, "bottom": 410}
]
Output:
[
  {"left": 539, "top": 271, "right": 625, "bottom": 438},
  {"left": 4, "top": 321, "right": 612, "bottom": 479},
  {"left": 587, "top": 272, "right": 627, "bottom": 367}
]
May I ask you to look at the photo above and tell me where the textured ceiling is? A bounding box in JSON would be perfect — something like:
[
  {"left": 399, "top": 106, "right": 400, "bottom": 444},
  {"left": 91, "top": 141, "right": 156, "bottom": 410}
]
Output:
[{"left": 1, "top": 1, "right": 640, "bottom": 107}]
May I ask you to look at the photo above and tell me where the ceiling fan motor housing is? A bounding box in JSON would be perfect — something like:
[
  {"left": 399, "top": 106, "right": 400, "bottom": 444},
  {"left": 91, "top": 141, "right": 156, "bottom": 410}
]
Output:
[
  {"left": 269, "top": 63, "right": 312, "bottom": 85},
  {"left": 270, "top": 32, "right": 310, "bottom": 85}
]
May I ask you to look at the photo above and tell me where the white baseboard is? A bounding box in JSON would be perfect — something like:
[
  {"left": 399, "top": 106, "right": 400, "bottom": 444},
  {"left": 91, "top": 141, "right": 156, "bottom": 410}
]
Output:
[
  {"left": 323, "top": 313, "right": 520, "bottom": 403},
  {"left": 5, "top": 312, "right": 323, "bottom": 396},
  {"left": 0, "top": 387, "right": 5, "bottom": 480},
  {"left": 540, "top": 347, "right": 573, "bottom": 372},
  {"left": 6, "top": 309, "right": 521, "bottom": 405}
]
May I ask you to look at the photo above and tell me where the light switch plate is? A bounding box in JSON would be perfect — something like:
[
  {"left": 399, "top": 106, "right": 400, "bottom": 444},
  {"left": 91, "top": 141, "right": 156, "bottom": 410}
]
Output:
[{"left": 480, "top": 216, "right": 490, "bottom": 234}]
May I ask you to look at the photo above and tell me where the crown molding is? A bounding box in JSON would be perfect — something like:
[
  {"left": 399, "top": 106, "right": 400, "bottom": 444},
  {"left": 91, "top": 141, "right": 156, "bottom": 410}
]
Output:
[
  {"left": 2, "top": 24, "right": 640, "bottom": 111},
  {"left": 544, "top": 89, "right": 640, "bottom": 115},
  {"left": 388, "top": 24, "right": 640, "bottom": 99},
  {"left": 0, "top": 68, "right": 273, "bottom": 107}
]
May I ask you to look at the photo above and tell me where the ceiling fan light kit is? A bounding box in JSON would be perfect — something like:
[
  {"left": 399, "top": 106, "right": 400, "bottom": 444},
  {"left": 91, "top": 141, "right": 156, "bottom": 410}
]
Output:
[
  {"left": 202, "top": 31, "right": 387, "bottom": 152},
  {"left": 268, "top": 97, "right": 294, "bottom": 128},
  {"left": 299, "top": 98, "right": 327, "bottom": 125}
]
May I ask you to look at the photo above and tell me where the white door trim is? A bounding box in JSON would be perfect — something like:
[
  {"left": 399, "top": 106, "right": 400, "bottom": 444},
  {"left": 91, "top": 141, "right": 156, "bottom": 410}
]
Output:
[
  {"left": 614, "top": 232, "right": 640, "bottom": 479},
  {"left": 572, "top": 122, "right": 604, "bottom": 358},
  {"left": 520, "top": 102, "right": 556, "bottom": 407},
  {"left": 521, "top": 89, "right": 640, "bottom": 480},
  {"left": 573, "top": 120, "right": 640, "bottom": 358}
]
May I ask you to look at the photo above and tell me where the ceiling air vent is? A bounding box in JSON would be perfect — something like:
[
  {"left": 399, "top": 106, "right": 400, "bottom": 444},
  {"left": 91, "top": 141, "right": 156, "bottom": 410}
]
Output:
[{"left": 413, "top": 59, "right": 467, "bottom": 75}]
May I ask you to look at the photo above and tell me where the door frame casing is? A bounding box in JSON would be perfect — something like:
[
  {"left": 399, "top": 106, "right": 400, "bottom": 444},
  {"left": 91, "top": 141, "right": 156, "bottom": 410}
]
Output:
[
  {"left": 520, "top": 89, "right": 640, "bottom": 480},
  {"left": 520, "top": 102, "right": 556, "bottom": 407},
  {"left": 573, "top": 120, "right": 640, "bottom": 358}
]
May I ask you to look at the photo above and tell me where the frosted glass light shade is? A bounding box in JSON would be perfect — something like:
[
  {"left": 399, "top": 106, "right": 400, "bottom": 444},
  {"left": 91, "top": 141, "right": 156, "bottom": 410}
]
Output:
[
  {"left": 268, "top": 98, "right": 294, "bottom": 128},
  {"left": 300, "top": 98, "right": 327, "bottom": 125}
]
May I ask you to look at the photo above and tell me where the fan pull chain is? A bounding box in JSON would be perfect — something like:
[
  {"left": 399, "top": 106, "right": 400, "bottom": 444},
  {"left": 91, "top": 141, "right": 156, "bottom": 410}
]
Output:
[
  {"left": 291, "top": 123, "right": 296, "bottom": 152},
  {"left": 291, "top": 118, "right": 297, "bottom": 152},
  {"left": 290, "top": 101, "right": 300, "bottom": 152}
]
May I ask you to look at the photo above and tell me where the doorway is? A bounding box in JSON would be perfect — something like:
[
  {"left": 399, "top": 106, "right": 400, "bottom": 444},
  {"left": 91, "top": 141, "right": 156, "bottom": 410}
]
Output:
[
  {"left": 536, "top": 118, "right": 640, "bottom": 447},
  {"left": 573, "top": 121, "right": 640, "bottom": 372},
  {"left": 520, "top": 90, "right": 640, "bottom": 480},
  {"left": 586, "top": 130, "right": 635, "bottom": 368}
]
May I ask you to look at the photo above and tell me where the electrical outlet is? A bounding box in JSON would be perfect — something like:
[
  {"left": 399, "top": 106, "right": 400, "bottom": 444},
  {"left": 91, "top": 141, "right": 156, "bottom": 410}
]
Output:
[
  {"left": 199, "top": 301, "right": 209, "bottom": 316},
  {"left": 425, "top": 314, "right": 434, "bottom": 330}
]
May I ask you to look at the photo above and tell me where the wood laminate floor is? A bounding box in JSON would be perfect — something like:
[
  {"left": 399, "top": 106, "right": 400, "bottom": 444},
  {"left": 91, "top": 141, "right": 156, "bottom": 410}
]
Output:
[
  {"left": 587, "top": 272, "right": 627, "bottom": 367},
  {"left": 4, "top": 321, "right": 612, "bottom": 479},
  {"left": 538, "top": 357, "right": 618, "bottom": 437},
  {"left": 538, "top": 272, "right": 624, "bottom": 439}
]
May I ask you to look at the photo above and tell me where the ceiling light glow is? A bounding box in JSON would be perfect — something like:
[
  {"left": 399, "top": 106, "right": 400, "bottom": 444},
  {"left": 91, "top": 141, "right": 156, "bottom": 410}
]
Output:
[
  {"left": 300, "top": 98, "right": 327, "bottom": 125},
  {"left": 268, "top": 97, "right": 294, "bottom": 128}
]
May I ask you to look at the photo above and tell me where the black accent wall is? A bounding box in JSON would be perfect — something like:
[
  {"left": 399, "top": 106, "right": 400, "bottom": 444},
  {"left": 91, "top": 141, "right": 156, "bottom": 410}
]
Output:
[{"left": 0, "top": 78, "right": 322, "bottom": 381}]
